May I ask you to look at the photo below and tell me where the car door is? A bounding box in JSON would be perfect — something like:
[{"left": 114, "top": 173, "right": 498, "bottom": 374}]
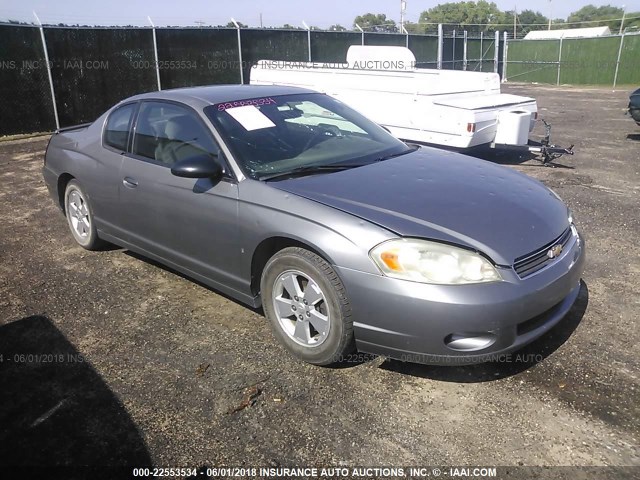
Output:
[
  {"left": 89, "top": 102, "right": 137, "bottom": 236},
  {"left": 117, "top": 100, "right": 243, "bottom": 292}
]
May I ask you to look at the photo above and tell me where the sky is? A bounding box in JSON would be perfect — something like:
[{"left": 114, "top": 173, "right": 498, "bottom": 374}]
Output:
[{"left": 0, "top": 0, "right": 637, "bottom": 28}]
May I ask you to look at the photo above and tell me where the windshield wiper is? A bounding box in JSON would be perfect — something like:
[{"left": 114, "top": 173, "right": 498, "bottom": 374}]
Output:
[
  {"left": 371, "top": 144, "right": 419, "bottom": 163},
  {"left": 258, "top": 145, "right": 419, "bottom": 181},
  {"left": 258, "top": 163, "right": 364, "bottom": 181}
]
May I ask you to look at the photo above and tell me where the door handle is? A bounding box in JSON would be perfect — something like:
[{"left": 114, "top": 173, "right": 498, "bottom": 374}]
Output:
[{"left": 122, "top": 177, "right": 138, "bottom": 188}]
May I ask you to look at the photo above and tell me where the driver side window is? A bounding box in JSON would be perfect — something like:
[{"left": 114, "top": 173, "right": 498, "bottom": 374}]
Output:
[{"left": 132, "top": 102, "right": 221, "bottom": 166}]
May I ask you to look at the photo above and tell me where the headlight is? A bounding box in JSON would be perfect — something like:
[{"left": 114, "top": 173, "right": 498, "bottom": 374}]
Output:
[{"left": 370, "top": 239, "right": 502, "bottom": 285}]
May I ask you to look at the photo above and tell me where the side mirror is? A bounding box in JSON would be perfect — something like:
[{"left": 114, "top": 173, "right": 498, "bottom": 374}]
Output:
[{"left": 171, "top": 154, "right": 223, "bottom": 181}]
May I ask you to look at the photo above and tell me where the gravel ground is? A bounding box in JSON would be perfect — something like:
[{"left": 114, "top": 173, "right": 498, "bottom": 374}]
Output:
[{"left": 0, "top": 84, "right": 638, "bottom": 477}]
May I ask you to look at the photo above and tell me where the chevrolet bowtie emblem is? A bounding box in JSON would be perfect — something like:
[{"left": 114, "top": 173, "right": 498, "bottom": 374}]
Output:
[{"left": 547, "top": 244, "right": 563, "bottom": 259}]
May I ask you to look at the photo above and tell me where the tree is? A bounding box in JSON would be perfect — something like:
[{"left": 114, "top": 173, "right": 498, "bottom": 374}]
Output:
[
  {"left": 567, "top": 4, "right": 623, "bottom": 30},
  {"left": 418, "top": 1, "right": 505, "bottom": 33},
  {"left": 329, "top": 24, "right": 347, "bottom": 32},
  {"left": 225, "top": 20, "right": 247, "bottom": 28},
  {"left": 517, "top": 10, "right": 549, "bottom": 35},
  {"left": 404, "top": 21, "right": 428, "bottom": 34},
  {"left": 495, "top": 9, "right": 549, "bottom": 37},
  {"left": 353, "top": 13, "right": 397, "bottom": 32}
]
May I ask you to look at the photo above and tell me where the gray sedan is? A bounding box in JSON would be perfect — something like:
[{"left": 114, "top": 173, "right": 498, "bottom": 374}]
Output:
[{"left": 42, "top": 85, "right": 585, "bottom": 366}]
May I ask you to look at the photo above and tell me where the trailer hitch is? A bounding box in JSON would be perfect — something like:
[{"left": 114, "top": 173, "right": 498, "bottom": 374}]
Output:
[{"left": 530, "top": 119, "right": 575, "bottom": 167}]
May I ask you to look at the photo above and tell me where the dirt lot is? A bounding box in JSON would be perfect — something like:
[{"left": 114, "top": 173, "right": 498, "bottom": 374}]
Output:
[{"left": 0, "top": 85, "right": 638, "bottom": 475}]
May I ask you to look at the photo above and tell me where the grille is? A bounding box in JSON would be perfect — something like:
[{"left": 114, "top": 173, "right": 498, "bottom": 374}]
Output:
[{"left": 513, "top": 227, "right": 573, "bottom": 278}]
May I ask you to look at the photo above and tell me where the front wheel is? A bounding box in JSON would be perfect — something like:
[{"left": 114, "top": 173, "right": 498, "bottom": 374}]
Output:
[
  {"left": 260, "top": 247, "right": 355, "bottom": 366},
  {"left": 64, "top": 180, "right": 104, "bottom": 250}
]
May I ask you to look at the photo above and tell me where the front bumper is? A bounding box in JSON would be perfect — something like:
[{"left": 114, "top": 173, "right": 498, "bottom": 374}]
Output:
[{"left": 336, "top": 231, "right": 585, "bottom": 365}]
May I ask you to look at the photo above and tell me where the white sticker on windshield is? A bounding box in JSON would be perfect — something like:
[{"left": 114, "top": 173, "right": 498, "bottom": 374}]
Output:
[{"left": 225, "top": 105, "right": 276, "bottom": 131}]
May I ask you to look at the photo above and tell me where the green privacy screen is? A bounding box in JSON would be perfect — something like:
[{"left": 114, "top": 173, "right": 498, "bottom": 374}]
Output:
[
  {"left": 505, "top": 34, "right": 640, "bottom": 86},
  {"left": 408, "top": 35, "right": 439, "bottom": 68},
  {"left": 0, "top": 26, "right": 56, "bottom": 135},
  {"left": 310, "top": 32, "right": 361, "bottom": 63},
  {"left": 466, "top": 37, "right": 496, "bottom": 72},
  {"left": 241, "top": 29, "right": 308, "bottom": 83},
  {"left": 617, "top": 34, "right": 640, "bottom": 85},
  {"left": 441, "top": 35, "right": 466, "bottom": 70},
  {"left": 505, "top": 39, "right": 559, "bottom": 84},
  {"left": 560, "top": 36, "right": 622, "bottom": 85},
  {"left": 364, "top": 33, "right": 406, "bottom": 47},
  {"left": 156, "top": 28, "right": 240, "bottom": 88},
  {"left": 44, "top": 28, "right": 157, "bottom": 127},
  {"left": 2, "top": 24, "right": 639, "bottom": 136}
]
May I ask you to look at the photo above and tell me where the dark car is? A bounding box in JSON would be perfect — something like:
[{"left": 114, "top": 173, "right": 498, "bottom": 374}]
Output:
[
  {"left": 42, "top": 85, "right": 585, "bottom": 366},
  {"left": 629, "top": 88, "right": 640, "bottom": 125}
]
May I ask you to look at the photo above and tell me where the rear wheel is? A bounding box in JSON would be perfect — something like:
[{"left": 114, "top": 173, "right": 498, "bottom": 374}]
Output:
[
  {"left": 64, "top": 180, "right": 104, "bottom": 250},
  {"left": 260, "top": 247, "right": 354, "bottom": 366}
]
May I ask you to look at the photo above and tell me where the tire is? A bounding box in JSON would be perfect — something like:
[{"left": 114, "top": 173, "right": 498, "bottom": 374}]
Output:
[
  {"left": 260, "top": 247, "right": 355, "bottom": 366},
  {"left": 64, "top": 180, "right": 104, "bottom": 250}
]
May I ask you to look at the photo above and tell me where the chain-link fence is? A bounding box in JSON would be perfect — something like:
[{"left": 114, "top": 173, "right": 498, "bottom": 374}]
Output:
[
  {"left": 503, "top": 32, "right": 640, "bottom": 87},
  {"left": 0, "top": 25, "right": 56, "bottom": 135},
  {"left": 0, "top": 24, "right": 501, "bottom": 136}
]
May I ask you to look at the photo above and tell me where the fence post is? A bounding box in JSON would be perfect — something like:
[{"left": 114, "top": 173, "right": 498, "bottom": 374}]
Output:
[
  {"left": 148, "top": 17, "right": 161, "bottom": 91},
  {"left": 452, "top": 30, "right": 456, "bottom": 69},
  {"left": 33, "top": 12, "right": 59, "bottom": 130},
  {"left": 480, "top": 31, "right": 483, "bottom": 71},
  {"left": 437, "top": 24, "right": 443, "bottom": 69},
  {"left": 494, "top": 31, "right": 499, "bottom": 73},
  {"left": 613, "top": 33, "right": 625, "bottom": 89},
  {"left": 355, "top": 24, "right": 364, "bottom": 45},
  {"left": 463, "top": 30, "right": 468, "bottom": 71},
  {"left": 302, "top": 21, "right": 311, "bottom": 62},
  {"left": 502, "top": 31, "right": 508, "bottom": 81},
  {"left": 557, "top": 37, "right": 563, "bottom": 86},
  {"left": 231, "top": 18, "right": 244, "bottom": 84},
  {"left": 403, "top": 25, "right": 409, "bottom": 49}
]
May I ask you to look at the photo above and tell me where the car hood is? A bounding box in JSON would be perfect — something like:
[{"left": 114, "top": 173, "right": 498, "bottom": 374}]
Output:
[{"left": 269, "top": 147, "right": 569, "bottom": 265}]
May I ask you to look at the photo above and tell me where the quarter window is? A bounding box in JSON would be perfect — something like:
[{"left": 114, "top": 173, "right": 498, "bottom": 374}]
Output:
[
  {"left": 104, "top": 103, "right": 135, "bottom": 151},
  {"left": 132, "top": 102, "right": 220, "bottom": 166}
]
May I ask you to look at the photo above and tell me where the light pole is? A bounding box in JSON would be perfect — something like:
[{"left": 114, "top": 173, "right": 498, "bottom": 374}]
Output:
[
  {"left": 620, "top": 5, "right": 627, "bottom": 34},
  {"left": 400, "top": 1, "right": 407, "bottom": 32},
  {"left": 548, "top": 0, "right": 553, "bottom": 30}
]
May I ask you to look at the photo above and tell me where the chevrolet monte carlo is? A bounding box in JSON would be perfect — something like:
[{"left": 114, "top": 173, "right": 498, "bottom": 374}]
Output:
[{"left": 42, "top": 85, "right": 585, "bottom": 365}]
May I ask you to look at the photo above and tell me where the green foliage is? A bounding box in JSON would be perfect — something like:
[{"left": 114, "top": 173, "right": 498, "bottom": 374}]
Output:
[
  {"left": 225, "top": 21, "right": 247, "bottom": 28},
  {"left": 567, "top": 4, "right": 623, "bottom": 29},
  {"left": 517, "top": 10, "right": 549, "bottom": 34},
  {"left": 279, "top": 24, "right": 302, "bottom": 30},
  {"left": 408, "top": 1, "right": 638, "bottom": 35},
  {"left": 418, "top": 1, "right": 506, "bottom": 33},
  {"left": 353, "top": 13, "right": 397, "bottom": 33},
  {"left": 404, "top": 21, "right": 429, "bottom": 35},
  {"left": 567, "top": 5, "right": 640, "bottom": 32}
]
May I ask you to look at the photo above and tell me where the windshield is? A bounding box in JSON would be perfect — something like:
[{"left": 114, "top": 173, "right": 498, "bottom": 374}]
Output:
[{"left": 204, "top": 93, "right": 411, "bottom": 180}]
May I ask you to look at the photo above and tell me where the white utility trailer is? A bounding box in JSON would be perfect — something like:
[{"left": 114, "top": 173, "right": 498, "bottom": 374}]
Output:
[{"left": 250, "top": 46, "right": 573, "bottom": 164}]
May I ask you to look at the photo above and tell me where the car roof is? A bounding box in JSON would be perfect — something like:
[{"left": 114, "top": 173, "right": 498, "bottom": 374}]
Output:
[{"left": 125, "top": 84, "right": 318, "bottom": 109}]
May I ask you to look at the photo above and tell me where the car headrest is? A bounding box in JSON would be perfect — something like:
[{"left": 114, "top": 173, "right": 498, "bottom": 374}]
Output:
[{"left": 165, "top": 115, "right": 201, "bottom": 141}]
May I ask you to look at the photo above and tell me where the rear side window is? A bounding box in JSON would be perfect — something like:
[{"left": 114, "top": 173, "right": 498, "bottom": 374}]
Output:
[{"left": 104, "top": 103, "right": 135, "bottom": 151}]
